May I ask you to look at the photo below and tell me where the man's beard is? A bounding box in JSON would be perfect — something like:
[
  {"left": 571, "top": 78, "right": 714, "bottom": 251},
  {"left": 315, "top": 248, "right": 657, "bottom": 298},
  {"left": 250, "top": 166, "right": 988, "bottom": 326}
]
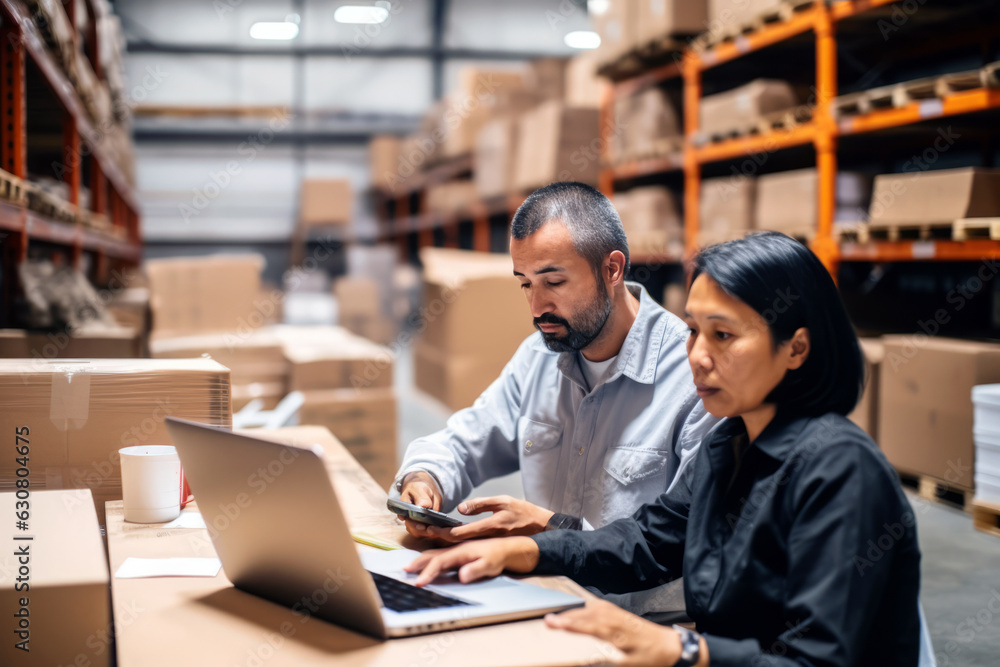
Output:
[{"left": 535, "top": 285, "right": 613, "bottom": 353}]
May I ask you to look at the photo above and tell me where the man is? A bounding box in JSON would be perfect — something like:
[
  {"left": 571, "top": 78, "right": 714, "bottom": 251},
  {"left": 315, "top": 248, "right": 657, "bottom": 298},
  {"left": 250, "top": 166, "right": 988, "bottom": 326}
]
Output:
[{"left": 395, "top": 182, "right": 717, "bottom": 544}]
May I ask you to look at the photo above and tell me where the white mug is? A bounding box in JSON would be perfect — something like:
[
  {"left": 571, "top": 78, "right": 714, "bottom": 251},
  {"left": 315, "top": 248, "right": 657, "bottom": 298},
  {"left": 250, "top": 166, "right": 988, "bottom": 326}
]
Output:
[{"left": 119, "top": 445, "right": 183, "bottom": 523}]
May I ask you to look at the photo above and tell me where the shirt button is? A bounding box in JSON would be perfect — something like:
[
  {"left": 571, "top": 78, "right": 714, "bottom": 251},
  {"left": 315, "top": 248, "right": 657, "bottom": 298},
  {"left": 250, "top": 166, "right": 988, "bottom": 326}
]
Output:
[
  {"left": 578, "top": 447, "right": 585, "bottom": 455},
  {"left": 526, "top": 441, "right": 533, "bottom": 449}
]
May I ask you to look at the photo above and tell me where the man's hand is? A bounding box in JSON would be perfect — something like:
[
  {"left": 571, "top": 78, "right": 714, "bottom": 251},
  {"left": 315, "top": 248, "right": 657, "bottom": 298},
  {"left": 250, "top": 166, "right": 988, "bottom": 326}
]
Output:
[
  {"left": 397, "top": 471, "right": 444, "bottom": 538},
  {"left": 403, "top": 536, "right": 540, "bottom": 586},
  {"left": 412, "top": 495, "right": 555, "bottom": 542},
  {"left": 545, "top": 599, "right": 687, "bottom": 667}
]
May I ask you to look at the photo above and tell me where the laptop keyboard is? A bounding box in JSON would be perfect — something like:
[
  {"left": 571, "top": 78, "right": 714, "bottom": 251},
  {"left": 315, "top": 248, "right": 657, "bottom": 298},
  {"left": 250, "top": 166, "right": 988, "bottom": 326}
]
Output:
[{"left": 369, "top": 571, "right": 474, "bottom": 613}]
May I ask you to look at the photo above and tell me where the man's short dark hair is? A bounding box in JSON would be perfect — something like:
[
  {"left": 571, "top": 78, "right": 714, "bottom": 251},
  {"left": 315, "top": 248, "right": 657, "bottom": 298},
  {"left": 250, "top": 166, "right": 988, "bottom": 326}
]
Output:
[
  {"left": 691, "top": 231, "right": 865, "bottom": 417},
  {"left": 510, "top": 182, "right": 630, "bottom": 277}
]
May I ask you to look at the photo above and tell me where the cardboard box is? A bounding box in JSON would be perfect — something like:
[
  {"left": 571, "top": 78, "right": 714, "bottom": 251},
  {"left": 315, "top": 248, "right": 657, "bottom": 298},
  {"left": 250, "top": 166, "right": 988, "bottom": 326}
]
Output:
[
  {"left": 699, "top": 79, "right": 798, "bottom": 139},
  {"left": 299, "top": 179, "right": 352, "bottom": 227},
  {"left": 370, "top": 135, "right": 403, "bottom": 193},
  {"left": 146, "top": 255, "right": 264, "bottom": 338},
  {"left": 615, "top": 187, "right": 684, "bottom": 255},
  {"left": 755, "top": 168, "right": 871, "bottom": 237},
  {"left": 269, "top": 325, "right": 394, "bottom": 391},
  {"left": 878, "top": 336, "right": 1000, "bottom": 490},
  {"left": 231, "top": 381, "right": 286, "bottom": 412},
  {"left": 637, "top": 0, "right": 708, "bottom": 44},
  {"left": 417, "top": 249, "right": 534, "bottom": 411},
  {"left": 709, "top": 0, "right": 782, "bottom": 28},
  {"left": 0, "top": 489, "right": 111, "bottom": 667},
  {"left": 339, "top": 314, "right": 399, "bottom": 346},
  {"left": 149, "top": 330, "right": 288, "bottom": 386},
  {"left": 441, "top": 68, "right": 527, "bottom": 159},
  {"left": 565, "top": 51, "right": 604, "bottom": 109},
  {"left": 414, "top": 341, "right": 507, "bottom": 412},
  {"left": 849, "top": 338, "right": 885, "bottom": 442},
  {"left": 475, "top": 116, "right": 519, "bottom": 199},
  {"left": 868, "top": 167, "right": 1000, "bottom": 228},
  {"left": 298, "top": 388, "right": 398, "bottom": 488},
  {"left": 513, "top": 101, "right": 600, "bottom": 192},
  {"left": 0, "top": 358, "right": 232, "bottom": 522},
  {"left": 527, "top": 58, "right": 569, "bottom": 101},
  {"left": 334, "top": 276, "right": 382, "bottom": 320},
  {"left": 0, "top": 327, "right": 142, "bottom": 358},
  {"left": 425, "top": 180, "right": 478, "bottom": 215},
  {"left": 419, "top": 248, "right": 534, "bottom": 357},
  {"left": 107, "top": 287, "right": 150, "bottom": 332},
  {"left": 617, "top": 86, "right": 681, "bottom": 161},
  {"left": 699, "top": 176, "right": 756, "bottom": 246},
  {"left": 593, "top": 0, "right": 639, "bottom": 67}
]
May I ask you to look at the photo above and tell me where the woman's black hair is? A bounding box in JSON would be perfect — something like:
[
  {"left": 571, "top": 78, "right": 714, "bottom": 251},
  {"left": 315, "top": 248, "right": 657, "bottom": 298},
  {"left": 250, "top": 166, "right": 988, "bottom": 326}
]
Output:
[{"left": 690, "top": 231, "right": 865, "bottom": 417}]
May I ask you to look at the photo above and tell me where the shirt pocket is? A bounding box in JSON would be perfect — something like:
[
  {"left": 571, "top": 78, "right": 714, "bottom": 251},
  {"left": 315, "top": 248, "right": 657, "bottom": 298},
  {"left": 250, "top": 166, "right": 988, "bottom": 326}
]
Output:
[
  {"left": 517, "top": 417, "right": 563, "bottom": 507},
  {"left": 517, "top": 416, "right": 563, "bottom": 456}
]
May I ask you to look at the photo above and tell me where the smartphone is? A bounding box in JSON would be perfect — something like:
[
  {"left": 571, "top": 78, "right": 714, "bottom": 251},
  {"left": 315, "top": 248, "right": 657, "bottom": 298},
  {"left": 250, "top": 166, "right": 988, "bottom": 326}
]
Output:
[{"left": 386, "top": 498, "right": 466, "bottom": 528}]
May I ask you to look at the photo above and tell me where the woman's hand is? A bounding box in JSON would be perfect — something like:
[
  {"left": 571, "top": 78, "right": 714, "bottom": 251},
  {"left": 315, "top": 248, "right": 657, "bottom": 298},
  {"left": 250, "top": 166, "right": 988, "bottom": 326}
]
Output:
[
  {"left": 403, "top": 536, "right": 540, "bottom": 586},
  {"left": 545, "top": 599, "right": 683, "bottom": 667}
]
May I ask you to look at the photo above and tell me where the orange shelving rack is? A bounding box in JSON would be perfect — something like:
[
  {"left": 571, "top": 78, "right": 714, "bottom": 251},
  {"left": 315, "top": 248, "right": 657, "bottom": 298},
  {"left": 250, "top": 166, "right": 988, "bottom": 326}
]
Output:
[
  {"left": 599, "top": 0, "right": 1000, "bottom": 275},
  {"left": 0, "top": 0, "right": 141, "bottom": 322}
]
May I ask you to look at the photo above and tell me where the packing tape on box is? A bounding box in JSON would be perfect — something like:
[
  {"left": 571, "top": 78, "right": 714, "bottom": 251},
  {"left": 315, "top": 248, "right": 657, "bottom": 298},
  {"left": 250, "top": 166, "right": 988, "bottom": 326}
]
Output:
[{"left": 50, "top": 369, "right": 92, "bottom": 430}]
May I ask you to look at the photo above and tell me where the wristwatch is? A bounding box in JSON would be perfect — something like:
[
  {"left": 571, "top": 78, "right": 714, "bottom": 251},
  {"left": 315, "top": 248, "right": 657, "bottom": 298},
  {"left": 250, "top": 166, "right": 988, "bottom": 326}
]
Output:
[{"left": 672, "top": 624, "right": 701, "bottom": 667}]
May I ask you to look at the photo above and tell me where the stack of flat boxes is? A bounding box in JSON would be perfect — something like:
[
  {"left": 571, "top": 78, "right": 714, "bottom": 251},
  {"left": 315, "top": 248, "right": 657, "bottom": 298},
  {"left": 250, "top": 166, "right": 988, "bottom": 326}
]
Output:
[{"left": 0, "top": 358, "right": 232, "bottom": 525}]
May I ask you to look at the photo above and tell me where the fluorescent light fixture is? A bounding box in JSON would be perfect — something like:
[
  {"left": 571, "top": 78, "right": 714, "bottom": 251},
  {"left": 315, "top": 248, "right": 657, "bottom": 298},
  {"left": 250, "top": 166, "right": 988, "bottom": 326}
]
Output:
[
  {"left": 334, "top": 5, "right": 390, "bottom": 24},
  {"left": 588, "top": 0, "right": 610, "bottom": 16},
  {"left": 249, "top": 21, "right": 299, "bottom": 40},
  {"left": 564, "top": 30, "right": 601, "bottom": 49}
]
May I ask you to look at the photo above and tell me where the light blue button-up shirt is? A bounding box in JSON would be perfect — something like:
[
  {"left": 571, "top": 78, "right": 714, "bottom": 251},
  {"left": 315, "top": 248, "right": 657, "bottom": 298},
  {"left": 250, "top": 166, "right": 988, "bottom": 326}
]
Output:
[{"left": 397, "top": 282, "right": 719, "bottom": 530}]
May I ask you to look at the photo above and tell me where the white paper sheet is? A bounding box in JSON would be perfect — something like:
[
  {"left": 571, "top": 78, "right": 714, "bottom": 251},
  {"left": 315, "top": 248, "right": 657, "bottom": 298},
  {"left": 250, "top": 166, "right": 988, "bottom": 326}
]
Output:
[
  {"left": 160, "top": 512, "right": 207, "bottom": 529},
  {"left": 115, "top": 557, "right": 222, "bottom": 579}
]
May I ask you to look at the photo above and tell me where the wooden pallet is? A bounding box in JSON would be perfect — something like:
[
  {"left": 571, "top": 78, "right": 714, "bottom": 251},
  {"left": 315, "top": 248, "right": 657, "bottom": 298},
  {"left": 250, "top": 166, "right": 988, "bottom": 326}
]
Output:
[
  {"left": 952, "top": 218, "right": 1000, "bottom": 242},
  {"left": 898, "top": 471, "right": 974, "bottom": 512},
  {"left": 835, "top": 223, "right": 871, "bottom": 244},
  {"left": 25, "top": 188, "right": 78, "bottom": 225},
  {"left": 834, "top": 60, "right": 1000, "bottom": 118},
  {"left": 754, "top": 105, "right": 814, "bottom": 133},
  {"left": 0, "top": 169, "right": 27, "bottom": 205},
  {"left": 598, "top": 36, "right": 688, "bottom": 81},
  {"left": 867, "top": 223, "right": 954, "bottom": 242},
  {"left": 972, "top": 500, "right": 1000, "bottom": 538},
  {"left": 617, "top": 136, "right": 685, "bottom": 164}
]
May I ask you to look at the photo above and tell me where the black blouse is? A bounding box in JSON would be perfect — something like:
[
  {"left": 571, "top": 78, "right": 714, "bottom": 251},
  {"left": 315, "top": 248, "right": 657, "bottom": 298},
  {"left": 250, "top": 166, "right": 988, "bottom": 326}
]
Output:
[{"left": 531, "top": 413, "right": 921, "bottom": 666}]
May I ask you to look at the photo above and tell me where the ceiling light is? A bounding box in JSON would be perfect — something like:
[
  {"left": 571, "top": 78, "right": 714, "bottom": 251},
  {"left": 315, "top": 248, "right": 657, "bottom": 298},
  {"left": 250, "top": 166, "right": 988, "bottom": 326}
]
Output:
[
  {"left": 249, "top": 21, "right": 300, "bottom": 40},
  {"left": 564, "top": 31, "right": 601, "bottom": 49},
  {"left": 588, "top": 0, "right": 610, "bottom": 16},
  {"left": 334, "top": 5, "right": 390, "bottom": 24}
]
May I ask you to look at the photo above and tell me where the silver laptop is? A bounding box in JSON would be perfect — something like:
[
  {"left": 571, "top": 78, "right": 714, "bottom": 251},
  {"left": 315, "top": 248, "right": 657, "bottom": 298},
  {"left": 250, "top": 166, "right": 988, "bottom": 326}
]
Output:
[{"left": 164, "top": 418, "right": 583, "bottom": 639}]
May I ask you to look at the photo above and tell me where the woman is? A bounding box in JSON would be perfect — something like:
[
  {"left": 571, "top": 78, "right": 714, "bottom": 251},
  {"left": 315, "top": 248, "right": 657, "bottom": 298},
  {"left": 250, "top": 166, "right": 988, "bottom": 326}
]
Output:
[{"left": 405, "top": 232, "right": 921, "bottom": 666}]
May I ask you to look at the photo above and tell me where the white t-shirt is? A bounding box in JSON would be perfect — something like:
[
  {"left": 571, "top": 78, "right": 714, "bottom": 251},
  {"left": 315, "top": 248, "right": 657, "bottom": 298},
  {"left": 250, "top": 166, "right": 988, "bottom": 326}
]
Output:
[{"left": 578, "top": 352, "right": 618, "bottom": 392}]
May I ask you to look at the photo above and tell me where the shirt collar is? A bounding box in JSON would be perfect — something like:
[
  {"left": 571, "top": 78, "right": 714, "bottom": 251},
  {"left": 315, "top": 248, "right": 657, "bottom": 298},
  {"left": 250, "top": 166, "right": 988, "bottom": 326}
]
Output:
[{"left": 706, "top": 411, "right": 813, "bottom": 462}]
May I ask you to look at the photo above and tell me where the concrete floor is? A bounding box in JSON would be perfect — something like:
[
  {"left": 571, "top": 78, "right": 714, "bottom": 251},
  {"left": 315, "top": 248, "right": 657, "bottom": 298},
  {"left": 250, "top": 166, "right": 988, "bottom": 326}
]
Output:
[{"left": 393, "top": 347, "right": 1000, "bottom": 665}]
